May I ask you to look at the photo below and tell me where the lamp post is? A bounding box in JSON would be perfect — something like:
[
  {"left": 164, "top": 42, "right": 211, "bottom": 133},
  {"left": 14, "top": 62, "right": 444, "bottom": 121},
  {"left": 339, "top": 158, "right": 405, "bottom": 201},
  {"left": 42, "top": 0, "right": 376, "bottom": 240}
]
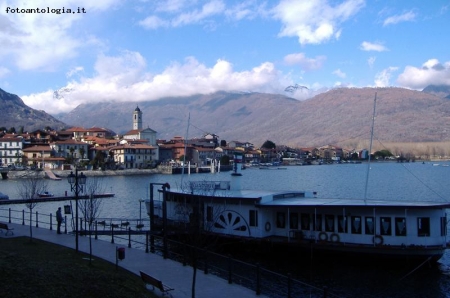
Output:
[
  {"left": 67, "top": 169, "right": 87, "bottom": 252},
  {"left": 139, "top": 198, "right": 145, "bottom": 224}
]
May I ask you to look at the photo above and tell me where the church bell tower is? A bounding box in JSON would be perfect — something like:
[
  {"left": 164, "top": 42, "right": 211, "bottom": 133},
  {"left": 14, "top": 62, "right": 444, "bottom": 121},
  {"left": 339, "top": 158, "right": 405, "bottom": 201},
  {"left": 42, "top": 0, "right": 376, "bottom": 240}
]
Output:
[{"left": 133, "top": 106, "right": 142, "bottom": 130}]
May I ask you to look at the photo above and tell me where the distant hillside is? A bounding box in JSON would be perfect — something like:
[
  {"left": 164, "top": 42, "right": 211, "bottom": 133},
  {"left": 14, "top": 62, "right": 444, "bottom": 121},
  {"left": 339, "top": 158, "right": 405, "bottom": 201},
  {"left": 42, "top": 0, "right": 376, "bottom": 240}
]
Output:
[
  {"left": 61, "top": 88, "right": 450, "bottom": 147},
  {"left": 0, "top": 88, "right": 67, "bottom": 131},
  {"left": 422, "top": 84, "right": 450, "bottom": 99}
]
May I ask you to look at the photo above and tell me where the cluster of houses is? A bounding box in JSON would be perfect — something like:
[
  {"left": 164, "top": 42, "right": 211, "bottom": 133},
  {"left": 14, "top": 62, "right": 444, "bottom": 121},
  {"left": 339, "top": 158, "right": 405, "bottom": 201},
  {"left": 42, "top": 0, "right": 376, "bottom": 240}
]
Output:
[{"left": 0, "top": 107, "right": 369, "bottom": 171}]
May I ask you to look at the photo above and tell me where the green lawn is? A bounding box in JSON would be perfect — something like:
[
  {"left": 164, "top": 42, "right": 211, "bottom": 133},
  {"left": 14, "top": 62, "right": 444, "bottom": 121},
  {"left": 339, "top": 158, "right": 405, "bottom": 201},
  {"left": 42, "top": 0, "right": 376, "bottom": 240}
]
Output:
[{"left": 0, "top": 237, "right": 157, "bottom": 298}]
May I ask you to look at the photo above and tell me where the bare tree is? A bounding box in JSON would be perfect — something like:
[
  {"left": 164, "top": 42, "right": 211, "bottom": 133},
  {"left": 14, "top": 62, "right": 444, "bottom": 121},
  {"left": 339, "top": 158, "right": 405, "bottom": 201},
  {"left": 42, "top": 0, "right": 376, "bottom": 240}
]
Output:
[
  {"left": 178, "top": 180, "right": 228, "bottom": 298},
  {"left": 17, "top": 172, "right": 48, "bottom": 241},
  {"left": 78, "top": 176, "right": 105, "bottom": 264}
]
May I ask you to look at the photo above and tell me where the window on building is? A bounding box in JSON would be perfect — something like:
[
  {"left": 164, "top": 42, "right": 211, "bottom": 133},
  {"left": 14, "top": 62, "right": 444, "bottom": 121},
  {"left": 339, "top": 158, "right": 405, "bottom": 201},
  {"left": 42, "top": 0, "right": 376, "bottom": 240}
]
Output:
[
  {"left": 351, "top": 216, "right": 362, "bottom": 234},
  {"left": 325, "top": 214, "right": 334, "bottom": 232},
  {"left": 365, "top": 217, "right": 374, "bottom": 234},
  {"left": 289, "top": 212, "right": 298, "bottom": 229},
  {"left": 395, "top": 217, "right": 406, "bottom": 236},
  {"left": 276, "top": 212, "right": 286, "bottom": 229},
  {"left": 380, "top": 217, "right": 391, "bottom": 236},
  {"left": 249, "top": 210, "right": 258, "bottom": 227},
  {"left": 417, "top": 217, "right": 430, "bottom": 237}
]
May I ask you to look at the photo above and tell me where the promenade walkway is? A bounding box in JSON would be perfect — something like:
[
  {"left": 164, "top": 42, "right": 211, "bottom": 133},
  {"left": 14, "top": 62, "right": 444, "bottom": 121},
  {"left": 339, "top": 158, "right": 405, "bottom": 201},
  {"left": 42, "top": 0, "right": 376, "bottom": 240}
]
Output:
[{"left": 1, "top": 223, "right": 266, "bottom": 298}]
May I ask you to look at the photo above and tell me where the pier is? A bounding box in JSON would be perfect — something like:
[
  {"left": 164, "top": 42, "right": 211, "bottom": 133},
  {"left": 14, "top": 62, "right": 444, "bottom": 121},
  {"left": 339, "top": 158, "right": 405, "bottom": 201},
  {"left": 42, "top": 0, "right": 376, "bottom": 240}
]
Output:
[{"left": 0, "top": 193, "right": 115, "bottom": 205}]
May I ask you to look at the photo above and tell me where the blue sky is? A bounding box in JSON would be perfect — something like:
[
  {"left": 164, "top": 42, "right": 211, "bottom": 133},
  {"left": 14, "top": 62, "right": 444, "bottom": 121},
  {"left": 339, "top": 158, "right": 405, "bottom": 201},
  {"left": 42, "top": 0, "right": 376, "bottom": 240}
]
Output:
[{"left": 0, "top": 0, "right": 449, "bottom": 114}]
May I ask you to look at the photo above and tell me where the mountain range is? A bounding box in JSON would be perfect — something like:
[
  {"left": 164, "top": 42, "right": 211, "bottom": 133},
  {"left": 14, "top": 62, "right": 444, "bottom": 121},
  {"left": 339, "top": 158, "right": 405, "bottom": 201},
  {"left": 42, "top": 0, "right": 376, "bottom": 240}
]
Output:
[
  {"left": 0, "top": 88, "right": 66, "bottom": 132},
  {"left": 1, "top": 86, "right": 450, "bottom": 147}
]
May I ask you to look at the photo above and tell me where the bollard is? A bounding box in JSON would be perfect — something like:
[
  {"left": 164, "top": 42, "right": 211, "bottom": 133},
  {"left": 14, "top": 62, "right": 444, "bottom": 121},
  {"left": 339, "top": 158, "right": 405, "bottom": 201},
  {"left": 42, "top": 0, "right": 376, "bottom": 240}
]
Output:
[
  {"left": 50, "top": 213, "right": 53, "bottom": 231},
  {"left": 35, "top": 211, "right": 38, "bottom": 228}
]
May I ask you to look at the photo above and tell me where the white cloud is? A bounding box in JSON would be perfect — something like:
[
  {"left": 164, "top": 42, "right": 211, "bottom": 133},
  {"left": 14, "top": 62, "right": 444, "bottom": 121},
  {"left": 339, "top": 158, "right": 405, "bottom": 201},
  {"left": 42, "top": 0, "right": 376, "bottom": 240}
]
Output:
[
  {"left": 283, "top": 53, "right": 326, "bottom": 71},
  {"left": 383, "top": 11, "right": 416, "bottom": 26},
  {"left": 0, "top": 67, "right": 10, "bottom": 78},
  {"left": 368, "top": 56, "right": 376, "bottom": 68},
  {"left": 21, "top": 52, "right": 296, "bottom": 114},
  {"left": 397, "top": 59, "right": 450, "bottom": 89},
  {"left": 333, "top": 69, "right": 346, "bottom": 79},
  {"left": 140, "top": 0, "right": 226, "bottom": 29},
  {"left": 0, "top": 0, "right": 120, "bottom": 71},
  {"left": 66, "top": 66, "right": 84, "bottom": 78},
  {"left": 272, "top": 0, "right": 365, "bottom": 45},
  {"left": 374, "top": 66, "right": 398, "bottom": 87},
  {"left": 360, "top": 41, "right": 388, "bottom": 52}
]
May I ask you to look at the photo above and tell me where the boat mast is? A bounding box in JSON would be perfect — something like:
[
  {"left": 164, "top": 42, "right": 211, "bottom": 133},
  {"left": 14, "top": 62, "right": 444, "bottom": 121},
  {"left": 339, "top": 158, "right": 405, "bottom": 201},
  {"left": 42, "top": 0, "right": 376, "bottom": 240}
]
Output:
[
  {"left": 181, "top": 113, "right": 190, "bottom": 186},
  {"left": 364, "top": 92, "right": 377, "bottom": 203}
]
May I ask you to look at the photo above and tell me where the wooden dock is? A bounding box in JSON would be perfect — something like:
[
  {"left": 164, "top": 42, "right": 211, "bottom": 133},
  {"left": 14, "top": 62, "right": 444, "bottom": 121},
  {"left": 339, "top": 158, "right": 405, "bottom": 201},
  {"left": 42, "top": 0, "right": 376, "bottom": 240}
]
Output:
[{"left": 0, "top": 193, "right": 115, "bottom": 205}]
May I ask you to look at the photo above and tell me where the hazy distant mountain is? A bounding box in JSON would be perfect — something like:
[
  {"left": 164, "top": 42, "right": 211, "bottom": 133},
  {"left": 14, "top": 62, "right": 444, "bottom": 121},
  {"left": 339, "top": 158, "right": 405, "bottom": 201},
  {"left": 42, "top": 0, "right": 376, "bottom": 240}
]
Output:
[
  {"left": 61, "top": 88, "right": 450, "bottom": 147},
  {"left": 0, "top": 88, "right": 67, "bottom": 132},
  {"left": 422, "top": 84, "right": 450, "bottom": 99}
]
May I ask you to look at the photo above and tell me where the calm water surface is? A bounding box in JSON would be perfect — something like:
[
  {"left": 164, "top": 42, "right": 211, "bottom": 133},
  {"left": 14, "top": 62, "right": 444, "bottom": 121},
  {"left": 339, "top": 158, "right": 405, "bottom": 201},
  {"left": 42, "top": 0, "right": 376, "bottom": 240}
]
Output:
[{"left": 1, "top": 162, "right": 450, "bottom": 297}]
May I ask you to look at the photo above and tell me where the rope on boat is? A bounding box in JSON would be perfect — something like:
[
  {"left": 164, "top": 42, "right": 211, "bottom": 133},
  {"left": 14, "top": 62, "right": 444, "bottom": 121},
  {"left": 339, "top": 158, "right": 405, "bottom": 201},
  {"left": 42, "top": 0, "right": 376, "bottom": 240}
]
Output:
[
  {"left": 397, "top": 256, "right": 432, "bottom": 281},
  {"left": 372, "top": 256, "right": 432, "bottom": 297}
]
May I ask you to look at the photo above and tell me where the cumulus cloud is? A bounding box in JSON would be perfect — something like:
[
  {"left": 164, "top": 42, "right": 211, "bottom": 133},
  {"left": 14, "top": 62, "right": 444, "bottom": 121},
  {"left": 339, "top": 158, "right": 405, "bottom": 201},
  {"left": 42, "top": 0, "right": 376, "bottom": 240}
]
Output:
[
  {"left": 397, "top": 59, "right": 450, "bottom": 89},
  {"left": 333, "top": 69, "right": 346, "bottom": 79},
  {"left": 21, "top": 52, "right": 295, "bottom": 114},
  {"left": 360, "top": 41, "right": 388, "bottom": 52},
  {"left": 374, "top": 66, "right": 398, "bottom": 87},
  {"left": 0, "top": 0, "right": 119, "bottom": 71},
  {"left": 272, "top": 0, "right": 365, "bottom": 45},
  {"left": 283, "top": 53, "right": 326, "bottom": 71},
  {"left": 383, "top": 11, "right": 416, "bottom": 26}
]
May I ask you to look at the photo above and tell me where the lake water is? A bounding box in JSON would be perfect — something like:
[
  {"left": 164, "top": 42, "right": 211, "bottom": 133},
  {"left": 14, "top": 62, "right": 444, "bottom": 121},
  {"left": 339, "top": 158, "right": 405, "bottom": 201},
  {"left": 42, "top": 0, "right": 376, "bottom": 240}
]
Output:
[{"left": 1, "top": 162, "right": 450, "bottom": 297}]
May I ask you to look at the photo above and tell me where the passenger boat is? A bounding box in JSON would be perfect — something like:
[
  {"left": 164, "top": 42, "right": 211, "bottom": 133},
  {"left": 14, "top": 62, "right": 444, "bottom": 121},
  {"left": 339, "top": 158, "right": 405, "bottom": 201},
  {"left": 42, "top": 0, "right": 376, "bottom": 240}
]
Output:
[
  {"left": 0, "top": 192, "right": 9, "bottom": 200},
  {"left": 146, "top": 94, "right": 450, "bottom": 262},
  {"left": 147, "top": 152, "right": 450, "bottom": 262}
]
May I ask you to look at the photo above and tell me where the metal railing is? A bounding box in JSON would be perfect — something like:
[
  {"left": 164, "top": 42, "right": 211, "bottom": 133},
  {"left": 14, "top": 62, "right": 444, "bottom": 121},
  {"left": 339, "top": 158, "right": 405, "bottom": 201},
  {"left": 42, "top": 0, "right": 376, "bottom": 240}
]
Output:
[{"left": 0, "top": 207, "right": 339, "bottom": 298}]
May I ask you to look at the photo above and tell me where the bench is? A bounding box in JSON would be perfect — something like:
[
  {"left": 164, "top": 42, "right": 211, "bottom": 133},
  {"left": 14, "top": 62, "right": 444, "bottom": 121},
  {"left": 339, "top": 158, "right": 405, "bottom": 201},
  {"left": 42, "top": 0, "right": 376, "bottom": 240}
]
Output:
[
  {"left": 140, "top": 271, "right": 174, "bottom": 297},
  {"left": 0, "top": 222, "right": 14, "bottom": 236}
]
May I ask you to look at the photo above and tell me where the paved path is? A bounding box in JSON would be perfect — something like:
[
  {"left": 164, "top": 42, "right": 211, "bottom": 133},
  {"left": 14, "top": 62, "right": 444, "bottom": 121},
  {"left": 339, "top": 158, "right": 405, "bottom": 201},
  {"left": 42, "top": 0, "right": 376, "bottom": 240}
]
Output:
[{"left": 1, "top": 223, "right": 266, "bottom": 298}]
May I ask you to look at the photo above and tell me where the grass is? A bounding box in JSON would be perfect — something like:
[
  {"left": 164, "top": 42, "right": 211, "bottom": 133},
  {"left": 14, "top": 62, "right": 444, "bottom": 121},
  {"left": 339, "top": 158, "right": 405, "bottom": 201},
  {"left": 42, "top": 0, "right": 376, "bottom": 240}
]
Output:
[{"left": 0, "top": 237, "right": 157, "bottom": 298}]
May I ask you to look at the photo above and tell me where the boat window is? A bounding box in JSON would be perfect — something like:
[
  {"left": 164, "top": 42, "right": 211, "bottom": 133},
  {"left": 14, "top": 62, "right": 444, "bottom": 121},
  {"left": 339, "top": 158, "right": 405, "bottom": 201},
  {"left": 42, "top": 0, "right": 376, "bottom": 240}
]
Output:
[
  {"left": 206, "top": 206, "right": 213, "bottom": 222},
  {"left": 276, "top": 212, "right": 286, "bottom": 229},
  {"left": 301, "top": 213, "right": 310, "bottom": 230},
  {"left": 395, "top": 217, "right": 406, "bottom": 236},
  {"left": 249, "top": 210, "right": 258, "bottom": 227},
  {"left": 365, "top": 217, "right": 374, "bottom": 234},
  {"left": 380, "top": 217, "right": 392, "bottom": 236},
  {"left": 290, "top": 212, "right": 298, "bottom": 229},
  {"left": 325, "top": 215, "right": 334, "bottom": 232},
  {"left": 417, "top": 217, "right": 430, "bottom": 237},
  {"left": 313, "top": 214, "right": 322, "bottom": 231},
  {"left": 338, "top": 215, "right": 348, "bottom": 233},
  {"left": 351, "top": 216, "right": 362, "bottom": 234},
  {"left": 441, "top": 217, "right": 447, "bottom": 236}
]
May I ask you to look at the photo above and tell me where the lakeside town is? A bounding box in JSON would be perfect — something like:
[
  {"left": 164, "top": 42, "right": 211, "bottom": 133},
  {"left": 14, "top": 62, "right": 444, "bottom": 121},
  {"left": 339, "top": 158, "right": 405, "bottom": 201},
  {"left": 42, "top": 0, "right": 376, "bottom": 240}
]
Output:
[{"left": 0, "top": 106, "right": 445, "bottom": 178}]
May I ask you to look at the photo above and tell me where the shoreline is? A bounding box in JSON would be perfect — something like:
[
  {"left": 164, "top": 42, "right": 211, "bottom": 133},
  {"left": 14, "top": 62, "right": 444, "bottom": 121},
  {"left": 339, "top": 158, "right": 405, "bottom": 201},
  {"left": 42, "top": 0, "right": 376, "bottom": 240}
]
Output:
[{"left": 3, "top": 168, "right": 162, "bottom": 179}]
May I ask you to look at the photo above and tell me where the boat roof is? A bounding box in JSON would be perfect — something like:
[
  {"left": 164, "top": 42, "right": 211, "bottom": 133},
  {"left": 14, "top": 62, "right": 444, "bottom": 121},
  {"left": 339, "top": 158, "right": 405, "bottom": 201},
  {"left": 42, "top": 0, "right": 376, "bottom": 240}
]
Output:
[
  {"left": 257, "top": 197, "right": 450, "bottom": 208},
  {"left": 166, "top": 188, "right": 450, "bottom": 208}
]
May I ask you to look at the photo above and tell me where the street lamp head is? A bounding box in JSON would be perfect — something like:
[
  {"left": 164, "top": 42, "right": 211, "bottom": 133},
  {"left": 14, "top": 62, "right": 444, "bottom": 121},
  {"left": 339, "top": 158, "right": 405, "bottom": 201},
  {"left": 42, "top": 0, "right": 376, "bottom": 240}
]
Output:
[
  {"left": 79, "top": 172, "right": 87, "bottom": 185},
  {"left": 67, "top": 171, "right": 75, "bottom": 185}
]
